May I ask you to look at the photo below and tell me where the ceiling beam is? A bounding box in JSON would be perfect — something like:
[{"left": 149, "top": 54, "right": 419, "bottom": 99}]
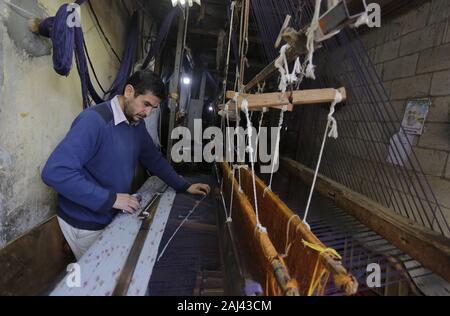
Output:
[{"left": 189, "top": 28, "right": 262, "bottom": 44}]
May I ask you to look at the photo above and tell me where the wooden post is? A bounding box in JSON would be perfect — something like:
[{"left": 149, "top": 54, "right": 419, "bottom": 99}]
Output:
[{"left": 226, "top": 87, "right": 346, "bottom": 111}]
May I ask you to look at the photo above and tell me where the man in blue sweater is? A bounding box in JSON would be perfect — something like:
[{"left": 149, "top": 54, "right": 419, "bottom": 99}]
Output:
[{"left": 42, "top": 70, "right": 210, "bottom": 260}]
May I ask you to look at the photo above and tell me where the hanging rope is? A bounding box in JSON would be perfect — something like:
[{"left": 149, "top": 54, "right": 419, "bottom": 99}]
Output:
[
  {"left": 302, "top": 90, "right": 342, "bottom": 228},
  {"left": 242, "top": 99, "right": 267, "bottom": 234},
  {"left": 264, "top": 43, "right": 303, "bottom": 196},
  {"left": 156, "top": 194, "right": 208, "bottom": 262},
  {"left": 281, "top": 214, "right": 300, "bottom": 258}
]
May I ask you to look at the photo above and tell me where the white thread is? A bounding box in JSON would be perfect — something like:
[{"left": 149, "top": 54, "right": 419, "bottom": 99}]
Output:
[
  {"left": 305, "top": 0, "right": 322, "bottom": 79},
  {"left": 353, "top": 10, "right": 369, "bottom": 28},
  {"left": 233, "top": 92, "right": 244, "bottom": 192},
  {"left": 157, "top": 195, "right": 208, "bottom": 262},
  {"left": 281, "top": 214, "right": 300, "bottom": 258},
  {"left": 267, "top": 105, "right": 289, "bottom": 192},
  {"left": 303, "top": 89, "right": 342, "bottom": 225},
  {"left": 263, "top": 186, "right": 271, "bottom": 197},
  {"left": 328, "top": 90, "right": 342, "bottom": 139},
  {"left": 275, "top": 44, "right": 302, "bottom": 93},
  {"left": 242, "top": 99, "right": 267, "bottom": 233}
]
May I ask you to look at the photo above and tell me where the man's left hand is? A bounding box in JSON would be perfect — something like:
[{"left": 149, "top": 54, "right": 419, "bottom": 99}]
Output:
[{"left": 187, "top": 183, "right": 211, "bottom": 196}]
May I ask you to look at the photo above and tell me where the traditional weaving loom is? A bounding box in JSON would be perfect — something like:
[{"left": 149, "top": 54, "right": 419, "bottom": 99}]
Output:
[
  {"left": 211, "top": 0, "right": 373, "bottom": 296},
  {"left": 214, "top": 0, "right": 450, "bottom": 296},
  {"left": 1, "top": 0, "right": 450, "bottom": 297}
]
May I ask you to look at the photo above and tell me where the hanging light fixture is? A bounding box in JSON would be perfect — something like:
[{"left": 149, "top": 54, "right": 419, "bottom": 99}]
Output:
[{"left": 171, "top": 0, "right": 201, "bottom": 7}]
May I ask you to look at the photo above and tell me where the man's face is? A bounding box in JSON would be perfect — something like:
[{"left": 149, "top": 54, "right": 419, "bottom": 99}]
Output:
[{"left": 123, "top": 85, "right": 161, "bottom": 123}]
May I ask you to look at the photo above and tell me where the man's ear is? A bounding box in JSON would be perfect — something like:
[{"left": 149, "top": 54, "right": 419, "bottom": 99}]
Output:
[{"left": 124, "top": 84, "right": 135, "bottom": 98}]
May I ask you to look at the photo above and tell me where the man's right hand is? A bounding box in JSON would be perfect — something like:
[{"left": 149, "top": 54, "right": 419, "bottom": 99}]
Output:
[{"left": 113, "top": 193, "right": 140, "bottom": 214}]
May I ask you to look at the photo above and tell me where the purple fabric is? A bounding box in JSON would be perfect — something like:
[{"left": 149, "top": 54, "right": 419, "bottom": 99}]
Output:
[
  {"left": 142, "top": 7, "right": 180, "bottom": 70},
  {"left": 38, "top": 1, "right": 138, "bottom": 108},
  {"left": 105, "top": 11, "right": 139, "bottom": 99}
]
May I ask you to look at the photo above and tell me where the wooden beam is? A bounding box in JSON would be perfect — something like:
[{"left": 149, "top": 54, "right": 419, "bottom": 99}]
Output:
[
  {"left": 218, "top": 103, "right": 292, "bottom": 112},
  {"left": 244, "top": 48, "right": 296, "bottom": 92},
  {"left": 0, "top": 216, "right": 74, "bottom": 295},
  {"left": 226, "top": 87, "right": 346, "bottom": 110},
  {"left": 189, "top": 28, "right": 262, "bottom": 44},
  {"left": 280, "top": 157, "right": 450, "bottom": 283},
  {"left": 243, "top": 0, "right": 368, "bottom": 92}
]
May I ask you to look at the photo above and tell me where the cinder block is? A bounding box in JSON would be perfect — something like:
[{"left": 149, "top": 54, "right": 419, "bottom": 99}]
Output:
[
  {"left": 412, "top": 146, "right": 447, "bottom": 176},
  {"left": 389, "top": 2, "right": 430, "bottom": 39},
  {"left": 428, "top": 97, "right": 450, "bottom": 122},
  {"left": 445, "top": 20, "right": 450, "bottom": 43},
  {"left": 361, "top": 29, "right": 378, "bottom": 50},
  {"left": 417, "top": 43, "right": 450, "bottom": 74},
  {"left": 383, "top": 54, "right": 419, "bottom": 81},
  {"left": 374, "top": 40, "right": 400, "bottom": 63},
  {"left": 425, "top": 175, "right": 450, "bottom": 209},
  {"left": 390, "top": 74, "right": 432, "bottom": 100},
  {"left": 432, "top": 205, "right": 450, "bottom": 238},
  {"left": 428, "top": 0, "right": 450, "bottom": 25},
  {"left": 418, "top": 122, "right": 450, "bottom": 151},
  {"left": 431, "top": 69, "right": 450, "bottom": 96},
  {"left": 399, "top": 22, "right": 446, "bottom": 56},
  {"left": 391, "top": 100, "right": 407, "bottom": 121},
  {"left": 445, "top": 155, "right": 450, "bottom": 179}
]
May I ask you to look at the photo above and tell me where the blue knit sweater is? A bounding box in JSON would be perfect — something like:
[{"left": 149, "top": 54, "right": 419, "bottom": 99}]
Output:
[{"left": 42, "top": 101, "right": 190, "bottom": 230}]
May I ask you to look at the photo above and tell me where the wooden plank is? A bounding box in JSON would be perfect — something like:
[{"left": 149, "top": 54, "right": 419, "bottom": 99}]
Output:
[
  {"left": 0, "top": 216, "right": 75, "bottom": 296},
  {"left": 226, "top": 87, "right": 346, "bottom": 110},
  {"left": 218, "top": 103, "right": 293, "bottom": 112},
  {"left": 280, "top": 157, "right": 450, "bottom": 283},
  {"left": 50, "top": 177, "right": 177, "bottom": 296}
]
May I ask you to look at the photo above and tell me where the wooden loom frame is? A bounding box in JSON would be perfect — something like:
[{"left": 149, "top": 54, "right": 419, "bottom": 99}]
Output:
[{"left": 220, "top": 162, "right": 358, "bottom": 296}]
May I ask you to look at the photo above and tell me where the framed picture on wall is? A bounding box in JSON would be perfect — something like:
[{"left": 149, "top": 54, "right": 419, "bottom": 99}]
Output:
[{"left": 401, "top": 98, "right": 431, "bottom": 135}]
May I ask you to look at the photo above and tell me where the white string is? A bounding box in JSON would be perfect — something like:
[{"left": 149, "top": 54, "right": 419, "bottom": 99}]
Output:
[
  {"left": 265, "top": 104, "right": 288, "bottom": 196},
  {"left": 242, "top": 99, "right": 267, "bottom": 233},
  {"left": 275, "top": 44, "right": 302, "bottom": 93},
  {"left": 264, "top": 43, "right": 304, "bottom": 196},
  {"left": 253, "top": 83, "right": 267, "bottom": 163},
  {"left": 224, "top": 102, "right": 234, "bottom": 166},
  {"left": 227, "top": 167, "right": 236, "bottom": 223},
  {"left": 157, "top": 195, "right": 208, "bottom": 262},
  {"left": 232, "top": 93, "right": 244, "bottom": 193},
  {"left": 305, "top": 0, "right": 322, "bottom": 79},
  {"left": 302, "top": 90, "right": 342, "bottom": 227},
  {"left": 281, "top": 214, "right": 300, "bottom": 258}
]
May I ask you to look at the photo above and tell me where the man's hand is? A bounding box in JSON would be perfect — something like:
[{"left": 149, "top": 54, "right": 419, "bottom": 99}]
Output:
[
  {"left": 187, "top": 183, "right": 211, "bottom": 196},
  {"left": 113, "top": 193, "right": 140, "bottom": 214}
]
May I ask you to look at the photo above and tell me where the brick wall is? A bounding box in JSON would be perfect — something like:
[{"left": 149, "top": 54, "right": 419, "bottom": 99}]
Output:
[
  {"left": 287, "top": 0, "right": 450, "bottom": 235},
  {"left": 361, "top": 0, "right": 450, "bottom": 222}
]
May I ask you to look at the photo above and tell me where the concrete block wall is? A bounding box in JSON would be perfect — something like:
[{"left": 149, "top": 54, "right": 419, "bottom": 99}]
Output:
[
  {"left": 297, "top": 0, "right": 450, "bottom": 233},
  {"left": 358, "top": 0, "right": 450, "bottom": 229},
  {"left": 0, "top": 0, "right": 153, "bottom": 246}
]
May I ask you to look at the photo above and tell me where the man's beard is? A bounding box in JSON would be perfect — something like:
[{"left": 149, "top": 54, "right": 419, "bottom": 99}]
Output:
[{"left": 124, "top": 100, "right": 138, "bottom": 123}]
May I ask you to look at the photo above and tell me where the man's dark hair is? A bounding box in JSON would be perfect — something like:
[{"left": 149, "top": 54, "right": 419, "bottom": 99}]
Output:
[{"left": 125, "top": 70, "right": 167, "bottom": 100}]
